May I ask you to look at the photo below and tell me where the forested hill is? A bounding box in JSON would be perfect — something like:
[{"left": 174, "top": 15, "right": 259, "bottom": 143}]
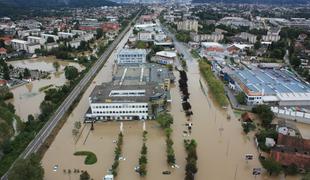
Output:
[
  {"left": 192, "top": 0, "right": 310, "bottom": 4},
  {"left": 0, "top": 0, "right": 116, "bottom": 8}
]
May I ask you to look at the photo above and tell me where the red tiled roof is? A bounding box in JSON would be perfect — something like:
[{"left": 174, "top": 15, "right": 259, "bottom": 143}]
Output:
[
  {"left": 0, "top": 47, "right": 7, "bottom": 54},
  {"left": 0, "top": 36, "right": 12, "bottom": 44},
  {"left": 101, "top": 22, "right": 120, "bottom": 32},
  {"left": 241, "top": 112, "right": 255, "bottom": 122},
  {"left": 271, "top": 150, "right": 310, "bottom": 169},
  {"left": 277, "top": 134, "right": 310, "bottom": 151},
  {"left": 0, "top": 79, "right": 7, "bottom": 85},
  {"left": 79, "top": 26, "right": 97, "bottom": 31}
]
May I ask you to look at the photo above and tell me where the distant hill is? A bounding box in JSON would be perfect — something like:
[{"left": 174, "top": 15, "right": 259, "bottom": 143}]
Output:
[
  {"left": 0, "top": 0, "right": 116, "bottom": 8},
  {"left": 192, "top": 0, "right": 310, "bottom": 4}
]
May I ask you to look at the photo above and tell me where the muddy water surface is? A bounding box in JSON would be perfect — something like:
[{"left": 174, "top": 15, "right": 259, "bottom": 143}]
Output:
[
  {"left": 8, "top": 57, "right": 84, "bottom": 121},
  {"left": 42, "top": 29, "right": 302, "bottom": 180}
]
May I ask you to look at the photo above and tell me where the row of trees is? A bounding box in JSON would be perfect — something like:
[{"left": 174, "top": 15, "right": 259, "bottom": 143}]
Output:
[
  {"left": 179, "top": 70, "right": 193, "bottom": 117},
  {"left": 0, "top": 60, "right": 10, "bottom": 80},
  {"left": 111, "top": 132, "right": 123, "bottom": 176},
  {"left": 199, "top": 59, "right": 228, "bottom": 107},
  {"left": 138, "top": 131, "right": 148, "bottom": 176},
  {"left": 156, "top": 113, "right": 176, "bottom": 165},
  {"left": 184, "top": 139, "right": 198, "bottom": 180}
]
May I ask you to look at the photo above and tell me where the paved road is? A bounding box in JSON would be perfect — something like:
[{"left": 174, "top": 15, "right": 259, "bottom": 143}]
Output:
[
  {"left": 162, "top": 26, "right": 194, "bottom": 63},
  {"left": 1, "top": 11, "right": 141, "bottom": 180}
]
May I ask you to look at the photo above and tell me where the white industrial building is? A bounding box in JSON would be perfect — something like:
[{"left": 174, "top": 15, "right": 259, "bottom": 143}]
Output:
[
  {"left": 85, "top": 82, "right": 166, "bottom": 121},
  {"left": 11, "top": 39, "right": 28, "bottom": 51},
  {"left": 138, "top": 31, "right": 153, "bottom": 41},
  {"left": 154, "top": 51, "right": 176, "bottom": 65},
  {"left": 28, "top": 36, "right": 45, "bottom": 45},
  {"left": 41, "top": 34, "right": 59, "bottom": 42},
  {"left": 116, "top": 48, "right": 147, "bottom": 65},
  {"left": 57, "top": 32, "right": 74, "bottom": 39},
  {"left": 11, "top": 39, "right": 41, "bottom": 53}
]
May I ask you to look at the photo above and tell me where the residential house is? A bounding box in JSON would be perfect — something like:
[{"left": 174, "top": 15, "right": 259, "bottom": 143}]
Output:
[{"left": 176, "top": 19, "right": 198, "bottom": 32}]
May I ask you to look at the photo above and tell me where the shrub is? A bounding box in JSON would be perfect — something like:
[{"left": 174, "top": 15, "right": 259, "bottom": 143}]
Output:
[
  {"left": 252, "top": 105, "right": 274, "bottom": 127},
  {"left": 156, "top": 113, "right": 173, "bottom": 129},
  {"left": 74, "top": 151, "right": 97, "bottom": 165}
]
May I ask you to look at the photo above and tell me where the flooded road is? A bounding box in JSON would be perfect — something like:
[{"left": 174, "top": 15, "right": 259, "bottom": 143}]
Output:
[
  {"left": 41, "top": 29, "right": 302, "bottom": 180},
  {"left": 8, "top": 57, "right": 84, "bottom": 121}
]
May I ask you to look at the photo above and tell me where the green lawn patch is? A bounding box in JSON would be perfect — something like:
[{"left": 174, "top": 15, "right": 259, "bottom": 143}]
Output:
[
  {"left": 190, "top": 49, "right": 200, "bottom": 58},
  {"left": 74, "top": 151, "right": 97, "bottom": 165}
]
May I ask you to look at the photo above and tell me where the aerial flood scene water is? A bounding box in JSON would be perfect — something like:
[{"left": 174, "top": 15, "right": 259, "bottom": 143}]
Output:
[
  {"left": 40, "top": 29, "right": 301, "bottom": 180},
  {"left": 1, "top": 4, "right": 310, "bottom": 180},
  {"left": 7, "top": 58, "right": 85, "bottom": 121}
]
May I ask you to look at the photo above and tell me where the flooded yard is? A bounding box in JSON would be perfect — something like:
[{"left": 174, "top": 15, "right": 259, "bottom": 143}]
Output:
[
  {"left": 7, "top": 57, "right": 85, "bottom": 121},
  {"left": 41, "top": 29, "right": 302, "bottom": 180}
]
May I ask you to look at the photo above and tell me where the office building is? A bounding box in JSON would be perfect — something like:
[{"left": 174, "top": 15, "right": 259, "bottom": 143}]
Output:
[{"left": 116, "top": 48, "right": 147, "bottom": 65}]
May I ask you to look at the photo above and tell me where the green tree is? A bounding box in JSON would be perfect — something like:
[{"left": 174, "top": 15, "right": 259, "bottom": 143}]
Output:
[
  {"left": 52, "top": 28, "right": 58, "bottom": 35},
  {"left": 23, "top": 68, "right": 31, "bottom": 78},
  {"left": 260, "top": 157, "right": 282, "bottom": 176},
  {"left": 175, "top": 31, "right": 191, "bottom": 42},
  {"left": 53, "top": 61, "right": 60, "bottom": 72},
  {"left": 136, "top": 41, "right": 147, "bottom": 49},
  {"left": 254, "top": 41, "right": 261, "bottom": 49},
  {"left": 28, "top": 114, "right": 35, "bottom": 122},
  {"left": 236, "top": 92, "right": 247, "bottom": 105},
  {"left": 285, "top": 163, "right": 298, "bottom": 175},
  {"left": 96, "top": 28, "right": 104, "bottom": 39},
  {"left": 252, "top": 105, "right": 274, "bottom": 127},
  {"left": 8, "top": 154, "right": 44, "bottom": 180},
  {"left": 74, "top": 121, "right": 81, "bottom": 130},
  {"left": 242, "top": 122, "right": 256, "bottom": 134},
  {"left": 1, "top": 61, "right": 10, "bottom": 80},
  {"left": 64, "top": 66, "right": 78, "bottom": 81},
  {"left": 80, "top": 171, "right": 90, "bottom": 180},
  {"left": 156, "top": 113, "right": 173, "bottom": 129},
  {"left": 46, "top": 36, "right": 55, "bottom": 43}
]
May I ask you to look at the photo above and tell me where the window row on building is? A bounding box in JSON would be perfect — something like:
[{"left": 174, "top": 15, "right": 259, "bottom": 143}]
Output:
[
  {"left": 93, "top": 110, "right": 148, "bottom": 114},
  {"left": 92, "top": 104, "right": 148, "bottom": 109}
]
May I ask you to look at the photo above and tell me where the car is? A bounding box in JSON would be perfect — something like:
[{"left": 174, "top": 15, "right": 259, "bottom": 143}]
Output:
[
  {"left": 134, "top": 165, "right": 140, "bottom": 172},
  {"left": 162, "top": 171, "right": 171, "bottom": 175},
  {"left": 53, "top": 165, "right": 58, "bottom": 172}
]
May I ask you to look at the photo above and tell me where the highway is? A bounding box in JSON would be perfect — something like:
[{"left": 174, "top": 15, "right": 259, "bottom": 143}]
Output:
[{"left": 1, "top": 10, "right": 141, "bottom": 180}]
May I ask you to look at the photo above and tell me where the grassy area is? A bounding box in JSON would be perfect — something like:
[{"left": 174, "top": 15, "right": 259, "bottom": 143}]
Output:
[
  {"left": 39, "top": 84, "right": 53, "bottom": 92},
  {"left": 199, "top": 60, "right": 228, "bottom": 107},
  {"left": 74, "top": 151, "right": 97, "bottom": 165},
  {"left": 233, "top": 109, "right": 245, "bottom": 118},
  {"left": 190, "top": 49, "right": 200, "bottom": 59}
]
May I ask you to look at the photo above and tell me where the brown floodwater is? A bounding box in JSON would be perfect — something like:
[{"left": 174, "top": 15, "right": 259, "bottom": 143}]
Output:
[
  {"left": 41, "top": 29, "right": 302, "bottom": 180},
  {"left": 8, "top": 57, "right": 84, "bottom": 121}
]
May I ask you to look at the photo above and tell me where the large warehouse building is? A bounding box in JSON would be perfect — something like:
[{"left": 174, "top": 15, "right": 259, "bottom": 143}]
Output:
[
  {"left": 227, "top": 66, "right": 310, "bottom": 106},
  {"left": 85, "top": 82, "right": 166, "bottom": 121},
  {"left": 85, "top": 64, "right": 174, "bottom": 122}
]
